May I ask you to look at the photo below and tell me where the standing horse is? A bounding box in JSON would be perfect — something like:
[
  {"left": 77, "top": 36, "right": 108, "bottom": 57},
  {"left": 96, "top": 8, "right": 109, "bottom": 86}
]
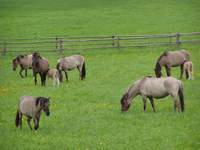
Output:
[
  {"left": 15, "top": 96, "right": 50, "bottom": 130},
  {"left": 56, "top": 55, "right": 86, "bottom": 82},
  {"left": 183, "top": 61, "right": 193, "bottom": 80},
  {"left": 32, "top": 52, "right": 49, "bottom": 86},
  {"left": 47, "top": 68, "right": 60, "bottom": 86},
  {"left": 154, "top": 50, "right": 190, "bottom": 78},
  {"left": 12, "top": 54, "right": 33, "bottom": 78},
  {"left": 120, "top": 76, "right": 184, "bottom": 112}
]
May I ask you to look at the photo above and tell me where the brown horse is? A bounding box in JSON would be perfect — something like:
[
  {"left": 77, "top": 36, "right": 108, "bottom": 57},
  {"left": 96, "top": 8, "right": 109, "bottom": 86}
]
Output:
[
  {"left": 15, "top": 96, "right": 50, "bottom": 130},
  {"left": 56, "top": 55, "right": 86, "bottom": 82},
  {"left": 12, "top": 54, "right": 33, "bottom": 78},
  {"left": 32, "top": 52, "right": 49, "bottom": 86},
  {"left": 154, "top": 50, "right": 190, "bottom": 78},
  {"left": 183, "top": 61, "right": 193, "bottom": 80},
  {"left": 120, "top": 76, "right": 184, "bottom": 112}
]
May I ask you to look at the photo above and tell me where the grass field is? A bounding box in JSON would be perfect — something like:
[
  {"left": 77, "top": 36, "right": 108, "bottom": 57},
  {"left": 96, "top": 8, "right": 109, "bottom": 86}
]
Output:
[{"left": 0, "top": 0, "right": 200, "bottom": 150}]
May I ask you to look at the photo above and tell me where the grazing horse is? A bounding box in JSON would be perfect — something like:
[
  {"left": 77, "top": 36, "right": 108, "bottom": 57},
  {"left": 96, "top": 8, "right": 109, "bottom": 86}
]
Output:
[
  {"left": 56, "top": 55, "right": 86, "bottom": 82},
  {"left": 15, "top": 96, "right": 50, "bottom": 130},
  {"left": 32, "top": 52, "right": 49, "bottom": 86},
  {"left": 47, "top": 68, "right": 60, "bottom": 86},
  {"left": 183, "top": 61, "right": 193, "bottom": 80},
  {"left": 154, "top": 50, "right": 190, "bottom": 78},
  {"left": 120, "top": 76, "right": 184, "bottom": 112},
  {"left": 12, "top": 54, "right": 33, "bottom": 78}
]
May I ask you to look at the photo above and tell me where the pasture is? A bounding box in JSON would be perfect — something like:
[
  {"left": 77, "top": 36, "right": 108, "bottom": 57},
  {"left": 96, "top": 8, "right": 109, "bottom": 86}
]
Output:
[{"left": 0, "top": 0, "right": 200, "bottom": 149}]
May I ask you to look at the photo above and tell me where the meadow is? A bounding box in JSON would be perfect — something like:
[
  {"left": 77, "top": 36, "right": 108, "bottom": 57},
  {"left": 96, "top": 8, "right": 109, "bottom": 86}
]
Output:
[{"left": 0, "top": 0, "right": 200, "bottom": 149}]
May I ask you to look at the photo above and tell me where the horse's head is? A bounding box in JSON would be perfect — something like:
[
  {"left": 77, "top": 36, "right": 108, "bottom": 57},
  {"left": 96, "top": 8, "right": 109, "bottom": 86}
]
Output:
[
  {"left": 154, "top": 62, "right": 162, "bottom": 78},
  {"left": 36, "top": 97, "right": 50, "bottom": 116},
  {"left": 12, "top": 58, "right": 18, "bottom": 71},
  {"left": 120, "top": 93, "right": 131, "bottom": 112}
]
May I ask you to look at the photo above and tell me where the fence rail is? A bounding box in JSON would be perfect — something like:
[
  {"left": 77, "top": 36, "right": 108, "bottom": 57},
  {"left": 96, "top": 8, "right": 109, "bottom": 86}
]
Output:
[{"left": 1, "top": 32, "right": 200, "bottom": 55}]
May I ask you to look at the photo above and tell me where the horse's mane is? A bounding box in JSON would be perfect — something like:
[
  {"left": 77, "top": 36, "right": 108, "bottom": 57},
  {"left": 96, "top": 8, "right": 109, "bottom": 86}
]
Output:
[
  {"left": 156, "top": 51, "right": 168, "bottom": 63},
  {"left": 155, "top": 51, "right": 168, "bottom": 71},
  {"left": 120, "top": 93, "right": 128, "bottom": 104}
]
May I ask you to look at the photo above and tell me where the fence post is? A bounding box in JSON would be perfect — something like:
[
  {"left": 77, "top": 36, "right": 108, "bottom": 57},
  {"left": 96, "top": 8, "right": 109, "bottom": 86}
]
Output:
[
  {"left": 59, "top": 38, "right": 64, "bottom": 54},
  {"left": 176, "top": 33, "right": 181, "bottom": 47},
  {"left": 116, "top": 36, "right": 120, "bottom": 49},
  {"left": 112, "top": 35, "right": 115, "bottom": 47},
  {"left": 55, "top": 37, "right": 58, "bottom": 51},
  {"left": 2, "top": 42, "right": 7, "bottom": 55}
]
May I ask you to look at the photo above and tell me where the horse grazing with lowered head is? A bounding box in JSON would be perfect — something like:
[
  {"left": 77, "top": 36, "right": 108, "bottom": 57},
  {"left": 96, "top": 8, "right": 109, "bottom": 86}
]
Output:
[
  {"left": 47, "top": 68, "right": 60, "bottom": 86},
  {"left": 32, "top": 52, "right": 49, "bottom": 86},
  {"left": 15, "top": 96, "right": 50, "bottom": 130},
  {"left": 12, "top": 54, "right": 33, "bottom": 78},
  {"left": 183, "top": 61, "right": 193, "bottom": 80},
  {"left": 120, "top": 76, "right": 184, "bottom": 113},
  {"left": 154, "top": 50, "right": 190, "bottom": 78},
  {"left": 56, "top": 55, "right": 86, "bottom": 82}
]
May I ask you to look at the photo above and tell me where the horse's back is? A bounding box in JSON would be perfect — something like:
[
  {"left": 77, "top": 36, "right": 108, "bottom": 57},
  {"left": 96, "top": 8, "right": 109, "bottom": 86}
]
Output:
[
  {"left": 162, "top": 50, "right": 190, "bottom": 66},
  {"left": 141, "top": 77, "right": 168, "bottom": 98},
  {"left": 19, "top": 96, "right": 36, "bottom": 117}
]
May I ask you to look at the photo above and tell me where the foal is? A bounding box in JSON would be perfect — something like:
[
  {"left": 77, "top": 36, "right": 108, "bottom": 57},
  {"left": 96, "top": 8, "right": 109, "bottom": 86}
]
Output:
[
  {"left": 47, "top": 68, "right": 60, "bottom": 86},
  {"left": 120, "top": 76, "right": 184, "bottom": 112},
  {"left": 183, "top": 61, "right": 193, "bottom": 80},
  {"left": 15, "top": 96, "right": 50, "bottom": 130}
]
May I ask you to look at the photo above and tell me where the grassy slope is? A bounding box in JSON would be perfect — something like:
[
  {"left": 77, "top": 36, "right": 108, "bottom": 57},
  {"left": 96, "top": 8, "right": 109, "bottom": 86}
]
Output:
[
  {"left": 0, "top": 0, "right": 200, "bottom": 149},
  {"left": 0, "top": 0, "right": 199, "bottom": 38}
]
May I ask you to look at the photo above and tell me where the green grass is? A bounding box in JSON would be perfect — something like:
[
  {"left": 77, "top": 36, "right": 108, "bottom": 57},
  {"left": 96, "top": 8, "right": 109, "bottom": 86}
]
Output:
[{"left": 0, "top": 0, "right": 200, "bottom": 149}]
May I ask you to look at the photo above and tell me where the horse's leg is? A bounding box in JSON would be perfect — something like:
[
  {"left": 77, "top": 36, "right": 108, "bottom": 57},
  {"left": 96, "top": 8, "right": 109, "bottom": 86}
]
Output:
[
  {"left": 77, "top": 66, "right": 82, "bottom": 80},
  {"left": 27, "top": 117, "right": 32, "bottom": 130},
  {"left": 142, "top": 96, "right": 147, "bottom": 112},
  {"left": 34, "top": 72, "right": 37, "bottom": 85},
  {"left": 19, "top": 68, "right": 25, "bottom": 78},
  {"left": 149, "top": 97, "right": 156, "bottom": 112},
  {"left": 172, "top": 96, "right": 180, "bottom": 112},
  {"left": 39, "top": 73, "right": 43, "bottom": 86},
  {"left": 25, "top": 69, "right": 27, "bottom": 77},
  {"left": 33, "top": 117, "right": 39, "bottom": 130},
  {"left": 19, "top": 112, "right": 23, "bottom": 129},
  {"left": 64, "top": 71, "right": 68, "bottom": 82},
  {"left": 43, "top": 72, "right": 47, "bottom": 86},
  {"left": 180, "top": 64, "right": 184, "bottom": 79},
  {"left": 165, "top": 66, "right": 171, "bottom": 76}
]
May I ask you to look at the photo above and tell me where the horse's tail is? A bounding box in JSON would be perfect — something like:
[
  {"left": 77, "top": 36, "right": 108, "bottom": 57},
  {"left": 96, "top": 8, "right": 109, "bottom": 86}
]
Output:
[
  {"left": 56, "top": 62, "right": 63, "bottom": 82},
  {"left": 81, "top": 61, "right": 86, "bottom": 80},
  {"left": 15, "top": 110, "right": 20, "bottom": 127},
  {"left": 178, "top": 82, "right": 185, "bottom": 112}
]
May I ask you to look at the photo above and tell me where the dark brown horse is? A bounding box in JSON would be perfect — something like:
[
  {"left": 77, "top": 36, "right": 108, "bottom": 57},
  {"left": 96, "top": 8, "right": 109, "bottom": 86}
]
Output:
[
  {"left": 154, "top": 50, "right": 190, "bottom": 78},
  {"left": 12, "top": 54, "right": 33, "bottom": 78},
  {"left": 32, "top": 52, "right": 49, "bottom": 86},
  {"left": 15, "top": 96, "right": 50, "bottom": 130}
]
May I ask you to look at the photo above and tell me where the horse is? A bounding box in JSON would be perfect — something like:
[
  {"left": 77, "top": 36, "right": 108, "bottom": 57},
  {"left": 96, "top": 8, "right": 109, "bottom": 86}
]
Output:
[
  {"left": 32, "top": 52, "right": 49, "bottom": 86},
  {"left": 15, "top": 96, "right": 50, "bottom": 130},
  {"left": 12, "top": 54, "right": 33, "bottom": 78},
  {"left": 183, "top": 61, "right": 193, "bottom": 80},
  {"left": 47, "top": 68, "right": 60, "bottom": 86},
  {"left": 56, "top": 55, "right": 86, "bottom": 82},
  {"left": 154, "top": 50, "right": 190, "bottom": 78},
  {"left": 120, "top": 76, "right": 184, "bottom": 113}
]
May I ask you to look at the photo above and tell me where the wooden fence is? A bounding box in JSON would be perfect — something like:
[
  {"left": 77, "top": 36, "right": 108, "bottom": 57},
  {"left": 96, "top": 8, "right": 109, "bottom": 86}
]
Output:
[{"left": 0, "top": 32, "right": 200, "bottom": 55}]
